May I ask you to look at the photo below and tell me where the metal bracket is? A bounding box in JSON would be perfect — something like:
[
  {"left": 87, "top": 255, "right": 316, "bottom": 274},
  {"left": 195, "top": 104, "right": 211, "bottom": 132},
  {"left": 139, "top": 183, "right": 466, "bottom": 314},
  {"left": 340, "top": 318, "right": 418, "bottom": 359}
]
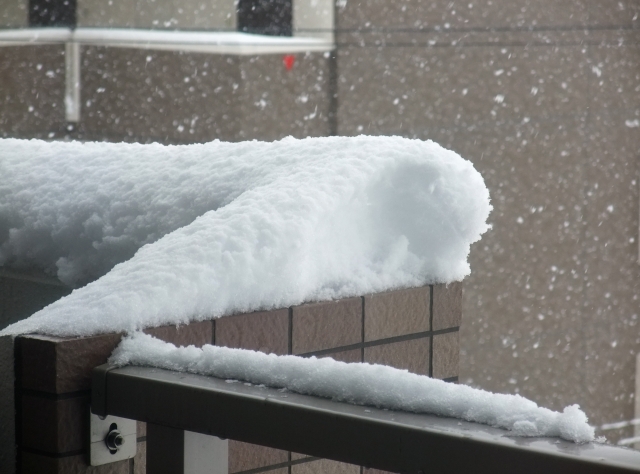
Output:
[
  {"left": 64, "top": 41, "right": 80, "bottom": 123},
  {"left": 90, "top": 411, "right": 136, "bottom": 466}
]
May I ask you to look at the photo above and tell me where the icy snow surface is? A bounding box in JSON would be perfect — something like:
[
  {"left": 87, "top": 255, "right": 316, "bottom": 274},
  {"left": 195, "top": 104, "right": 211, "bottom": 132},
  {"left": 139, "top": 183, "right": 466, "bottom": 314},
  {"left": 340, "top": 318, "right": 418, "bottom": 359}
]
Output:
[
  {"left": 110, "top": 332, "right": 595, "bottom": 443},
  {"left": 1, "top": 136, "right": 491, "bottom": 337}
]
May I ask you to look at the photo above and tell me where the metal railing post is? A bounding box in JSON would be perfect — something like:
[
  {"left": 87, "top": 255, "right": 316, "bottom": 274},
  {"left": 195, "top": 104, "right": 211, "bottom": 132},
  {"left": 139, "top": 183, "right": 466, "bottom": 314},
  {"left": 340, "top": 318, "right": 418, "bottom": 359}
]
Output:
[{"left": 148, "top": 424, "right": 228, "bottom": 474}]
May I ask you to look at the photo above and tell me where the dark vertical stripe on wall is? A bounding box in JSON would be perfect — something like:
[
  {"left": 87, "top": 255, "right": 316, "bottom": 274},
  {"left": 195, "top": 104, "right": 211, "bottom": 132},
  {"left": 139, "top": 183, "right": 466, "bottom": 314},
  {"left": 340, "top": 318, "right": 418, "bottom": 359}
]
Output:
[
  {"left": 428, "top": 285, "right": 434, "bottom": 378},
  {"left": 29, "top": 0, "right": 77, "bottom": 27},
  {"left": 288, "top": 307, "right": 293, "bottom": 355},
  {"left": 328, "top": 0, "right": 339, "bottom": 136},
  {"left": 328, "top": 50, "right": 338, "bottom": 136},
  {"left": 13, "top": 337, "right": 23, "bottom": 474},
  {"left": 360, "top": 296, "right": 365, "bottom": 362}
]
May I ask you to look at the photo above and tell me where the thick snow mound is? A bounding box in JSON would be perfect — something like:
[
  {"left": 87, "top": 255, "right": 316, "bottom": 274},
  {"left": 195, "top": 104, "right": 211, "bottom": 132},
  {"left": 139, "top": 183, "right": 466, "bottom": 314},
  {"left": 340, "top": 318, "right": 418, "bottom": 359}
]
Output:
[
  {"left": 110, "top": 333, "right": 595, "bottom": 443},
  {"left": 1, "top": 136, "right": 491, "bottom": 337}
]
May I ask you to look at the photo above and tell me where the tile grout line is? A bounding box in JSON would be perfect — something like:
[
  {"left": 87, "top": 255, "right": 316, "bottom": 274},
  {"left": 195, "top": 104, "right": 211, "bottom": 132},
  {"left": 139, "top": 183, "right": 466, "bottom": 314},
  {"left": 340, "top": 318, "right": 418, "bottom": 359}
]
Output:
[
  {"left": 335, "top": 39, "right": 640, "bottom": 49},
  {"left": 328, "top": 0, "right": 339, "bottom": 137},
  {"left": 20, "top": 446, "right": 87, "bottom": 459},
  {"left": 288, "top": 306, "right": 293, "bottom": 474},
  {"left": 334, "top": 24, "right": 640, "bottom": 34},
  {"left": 429, "top": 285, "right": 434, "bottom": 378},
  {"left": 288, "top": 307, "right": 293, "bottom": 355},
  {"left": 20, "top": 388, "right": 91, "bottom": 400},
  {"left": 361, "top": 296, "right": 365, "bottom": 363},
  {"left": 297, "top": 326, "right": 459, "bottom": 359}
]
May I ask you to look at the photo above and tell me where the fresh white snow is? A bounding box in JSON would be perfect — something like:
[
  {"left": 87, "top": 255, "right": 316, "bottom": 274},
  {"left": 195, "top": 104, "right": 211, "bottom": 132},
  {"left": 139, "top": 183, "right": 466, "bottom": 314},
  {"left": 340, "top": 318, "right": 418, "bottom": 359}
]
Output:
[
  {"left": 109, "top": 332, "right": 595, "bottom": 444},
  {"left": 1, "top": 136, "right": 491, "bottom": 337}
]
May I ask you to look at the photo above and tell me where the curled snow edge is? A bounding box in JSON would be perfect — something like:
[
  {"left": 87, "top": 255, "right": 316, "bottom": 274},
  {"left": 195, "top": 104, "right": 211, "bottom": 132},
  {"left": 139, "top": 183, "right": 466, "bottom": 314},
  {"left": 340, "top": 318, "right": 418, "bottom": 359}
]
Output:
[
  {"left": 1, "top": 136, "right": 491, "bottom": 337},
  {"left": 111, "top": 332, "right": 596, "bottom": 444}
]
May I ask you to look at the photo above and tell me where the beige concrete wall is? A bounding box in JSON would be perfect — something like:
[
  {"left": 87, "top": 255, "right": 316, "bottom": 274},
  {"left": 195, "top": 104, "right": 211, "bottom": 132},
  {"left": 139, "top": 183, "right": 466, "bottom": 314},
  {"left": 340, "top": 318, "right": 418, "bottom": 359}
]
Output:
[
  {"left": 0, "top": 45, "right": 331, "bottom": 144},
  {"left": 77, "top": 0, "right": 137, "bottom": 28},
  {"left": 236, "top": 53, "right": 332, "bottom": 141},
  {"left": 77, "top": 0, "right": 236, "bottom": 30},
  {"left": 294, "top": 0, "right": 334, "bottom": 41},
  {"left": 77, "top": 47, "right": 241, "bottom": 143},
  {"left": 0, "top": 46, "right": 66, "bottom": 139},
  {"left": 336, "top": 0, "right": 640, "bottom": 444},
  {"left": 74, "top": 48, "right": 332, "bottom": 143},
  {"left": 133, "top": 0, "right": 236, "bottom": 30},
  {"left": 0, "top": 0, "right": 27, "bottom": 27}
]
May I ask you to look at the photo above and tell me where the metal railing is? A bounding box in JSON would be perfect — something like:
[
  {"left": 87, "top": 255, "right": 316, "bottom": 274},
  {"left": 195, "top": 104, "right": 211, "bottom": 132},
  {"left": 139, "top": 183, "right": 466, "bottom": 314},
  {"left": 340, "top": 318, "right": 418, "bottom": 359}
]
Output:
[{"left": 92, "top": 364, "right": 640, "bottom": 474}]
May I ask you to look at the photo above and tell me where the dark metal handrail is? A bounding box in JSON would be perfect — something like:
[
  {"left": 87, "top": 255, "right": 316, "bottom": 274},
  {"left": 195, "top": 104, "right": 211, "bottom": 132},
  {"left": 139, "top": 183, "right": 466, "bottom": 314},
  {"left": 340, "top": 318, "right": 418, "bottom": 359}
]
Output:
[{"left": 92, "top": 364, "right": 640, "bottom": 474}]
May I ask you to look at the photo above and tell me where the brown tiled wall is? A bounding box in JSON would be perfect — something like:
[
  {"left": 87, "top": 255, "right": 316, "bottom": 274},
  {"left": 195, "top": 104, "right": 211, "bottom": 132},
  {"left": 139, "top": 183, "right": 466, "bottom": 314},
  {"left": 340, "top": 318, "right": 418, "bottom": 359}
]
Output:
[
  {"left": 216, "top": 309, "right": 289, "bottom": 356},
  {"left": 364, "top": 339, "right": 429, "bottom": 376},
  {"left": 15, "top": 283, "right": 461, "bottom": 474},
  {"left": 215, "top": 309, "right": 290, "bottom": 474},
  {"left": 213, "top": 283, "right": 461, "bottom": 474},
  {"left": 15, "top": 321, "right": 213, "bottom": 474},
  {"left": 364, "top": 287, "right": 430, "bottom": 341},
  {"left": 292, "top": 298, "right": 362, "bottom": 355}
]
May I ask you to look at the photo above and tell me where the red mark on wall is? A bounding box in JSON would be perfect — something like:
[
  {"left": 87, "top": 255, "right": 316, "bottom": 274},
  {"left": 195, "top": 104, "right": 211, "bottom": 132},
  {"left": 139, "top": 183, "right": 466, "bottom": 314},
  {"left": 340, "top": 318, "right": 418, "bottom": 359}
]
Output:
[{"left": 283, "top": 55, "right": 296, "bottom": 71}]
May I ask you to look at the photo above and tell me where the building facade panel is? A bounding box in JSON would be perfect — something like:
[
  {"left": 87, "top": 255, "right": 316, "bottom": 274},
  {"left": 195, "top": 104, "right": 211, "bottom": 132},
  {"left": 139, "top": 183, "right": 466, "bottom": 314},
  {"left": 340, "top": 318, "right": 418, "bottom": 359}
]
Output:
[
  {"left": 0, "top": 46, "right": 66, "bottom": 139},
  {"left": 0, "top": 0, "right": 27, "bottom": 27},
  {"left": 337, "top": 0, "right": 589, "bottom": 30},
  {"left": 236, "top": 53, "right": 332, "bottom": 141},
  {"left": 78, "top": 47, "right": 241, "bottom": 143}
]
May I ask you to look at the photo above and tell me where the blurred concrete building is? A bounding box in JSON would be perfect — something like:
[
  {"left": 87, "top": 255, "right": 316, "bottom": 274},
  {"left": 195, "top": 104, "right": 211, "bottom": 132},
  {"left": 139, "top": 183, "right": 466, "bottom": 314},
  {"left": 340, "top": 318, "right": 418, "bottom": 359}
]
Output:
[{"left": 1, "top": 0, "right": 639, "bottom": 447}]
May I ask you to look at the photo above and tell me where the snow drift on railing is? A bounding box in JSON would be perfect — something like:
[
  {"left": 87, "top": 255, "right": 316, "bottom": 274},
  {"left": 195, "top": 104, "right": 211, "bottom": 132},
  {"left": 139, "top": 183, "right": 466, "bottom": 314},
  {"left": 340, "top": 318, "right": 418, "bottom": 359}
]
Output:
[
  {"left": 0, "top": 136, "right": 491, "bottom": 337},
  {"left": 109, "top": 332, "right": 595, "bottom": 443}
]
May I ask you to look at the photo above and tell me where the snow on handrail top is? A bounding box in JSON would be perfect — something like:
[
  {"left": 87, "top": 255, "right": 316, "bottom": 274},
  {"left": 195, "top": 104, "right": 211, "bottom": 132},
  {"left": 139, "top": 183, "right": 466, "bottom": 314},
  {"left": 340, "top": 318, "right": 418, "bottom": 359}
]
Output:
[{"left": 107, "top": 332, "right": 596, "bottom": 444}]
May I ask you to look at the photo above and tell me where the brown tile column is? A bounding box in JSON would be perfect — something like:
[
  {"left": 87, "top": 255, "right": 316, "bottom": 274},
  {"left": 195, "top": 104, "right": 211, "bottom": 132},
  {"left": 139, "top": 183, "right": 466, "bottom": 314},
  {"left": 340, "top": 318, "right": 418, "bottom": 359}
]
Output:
[
  {"left": 363, "top": 286, "right": 431, "bottom": 375},
  {"left": 290, "top": 298, "right": 364, "bottom": 474},
  {"left": 216, "top": 310, "right": 290, "bottom": 474},
  {"left": 431, "top": 282, "right": 462, "bottom": 382},
  {"left": 15, "top": 321, "right": 212, "bottom": 474}
]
